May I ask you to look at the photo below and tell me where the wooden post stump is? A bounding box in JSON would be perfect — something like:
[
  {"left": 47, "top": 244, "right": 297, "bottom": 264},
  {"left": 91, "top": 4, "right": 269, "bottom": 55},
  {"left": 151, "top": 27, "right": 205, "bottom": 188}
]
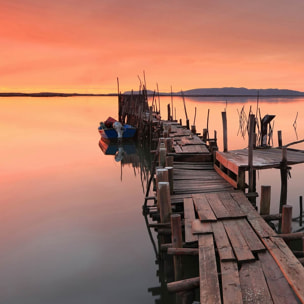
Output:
[
  {"left": 171, "top": 214, "right": 183, "bottom": 281},
  {"left": 260, "top": 185, "right": 271, "bottom": 215},
  {"left": 158, "top": 182, "right": 171, "bottom": 223},
  {"left": 281, "top": 205, "right": 292, "bottom": 234}
]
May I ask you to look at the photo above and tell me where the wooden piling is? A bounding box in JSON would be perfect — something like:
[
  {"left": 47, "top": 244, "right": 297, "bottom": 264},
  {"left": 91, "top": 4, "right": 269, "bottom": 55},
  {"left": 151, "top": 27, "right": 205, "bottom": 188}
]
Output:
[
  {"left": 165, "top": 166, "right": 174, "bottom": 195},
  {"left": 159, "top": 147, "right": 167, "bottom": 167},
  {"left": 278, "top": 130, "right": 282, "bottom": 147},
  {"left": 281, "top": 205, "right": 292, "bottom": 234},
  {"left": 158, "top": 182, "right": 171, "bottom": 223},
  {"left": 260, "top": 185, "right": 271, "bottom": 215},
  {"left": 171, "top": 214, "right": 183, "bottom": 281},
  {"left": 221, "top": 111, "right": 228, "bottom": 152},
  {"left": 300, "top": 196, "right": 303, "bottom": 226},
  {"left": 248, "top": 114, "right": 256, "bottom": 205},
  {"left": 280, "top": 147, "right": 288, "bottom": 212},
  {"left": 167, "top": 104, "right": 171, "bottom": 121},
  {"left": 191, "top": 125, "right": 196, "bottom": 134}
]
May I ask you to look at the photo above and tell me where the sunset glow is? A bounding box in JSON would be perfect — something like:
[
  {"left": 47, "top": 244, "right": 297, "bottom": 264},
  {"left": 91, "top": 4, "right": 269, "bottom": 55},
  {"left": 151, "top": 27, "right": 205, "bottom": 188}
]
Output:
[{"left": 1, "top": 0, "right": 304, "bottom": 93}]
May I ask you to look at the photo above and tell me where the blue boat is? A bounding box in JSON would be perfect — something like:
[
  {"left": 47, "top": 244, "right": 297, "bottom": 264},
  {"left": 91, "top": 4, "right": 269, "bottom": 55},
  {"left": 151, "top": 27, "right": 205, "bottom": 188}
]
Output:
[{"left": 98, "top": 117, "right": 136, "bottom": 139}]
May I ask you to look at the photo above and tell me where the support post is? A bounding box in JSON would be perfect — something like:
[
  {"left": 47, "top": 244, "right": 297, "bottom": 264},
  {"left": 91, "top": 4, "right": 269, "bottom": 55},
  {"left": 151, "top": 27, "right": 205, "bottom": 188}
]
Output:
[
  {"left": 167, "top": 104, "right": 171, "bottom": 121},
  {"left": 158, "top": 182, "right": 172, "bottom": 223},
  {"left": 248, "top": 114, "right": 256, "bottom": 206},
  {"left": 221, "top": 111, "right": 228, "bottom": 152},
  {"left": 281, "top": 205, "right": 292, "bottom": 234},
  {"left": 278, "top": 130, "right": 282, "bottom": 147},
  {"left": 159, "top": 147, "right": 167, "bottom": 168},
  {"left": 260, "top": 185, "right": 271, "bottom": 215},
  {"left": 171, "top": 214, "right": 183, "bottom": 281},
  {"left": 300, "top": 196, "right": 303, "bottom": 227},
  {"left": 165, "top": 166, "right": 174, "bottom": 195},
  {"left": 279, "top": 147, "right": 288, "bottom": 212}
]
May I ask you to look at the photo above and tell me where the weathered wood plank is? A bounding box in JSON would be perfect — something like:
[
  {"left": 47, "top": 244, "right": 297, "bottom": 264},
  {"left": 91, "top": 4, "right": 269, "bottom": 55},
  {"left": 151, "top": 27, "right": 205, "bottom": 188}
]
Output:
[
  {"left": 262, "top": 236, "right": 304, "bottom": 302},
  {"left": 237, "top": 218, "right": 265, "bottom": 252},
  {"left": 183, "top": 197, "right": 198, "bottom": 243},
  {"left": 192, "top": 219, "right": 212, "bottom": 234},
  {"left": 205, "top": 193, "right": 230, "bottom": 219},
  {"left": 211, "top": 221, "right": 235, "bottom": 261},
  {"left": 192, "top": 194, "right": 217, "bottom": 222},
  {"left": 240, "top": 260, "right": 273, "bottom": 303},
  {"left": 198, "top": 234, "right": 221, "bottom": 304},
  {"left": 221, "top": 261, "right": 243, "bottom": 304},
  {"left": 214, "top": 163, "right": 238, "bottom": 189},
  {"left": 217, "top": 192, "right": 246, "bottom": 218},
  {"left": 258, "top": 251, "right": 299, "bottom": 304},
  {"left": 223, "top": 219, "right": 255, "bottom": 262}
]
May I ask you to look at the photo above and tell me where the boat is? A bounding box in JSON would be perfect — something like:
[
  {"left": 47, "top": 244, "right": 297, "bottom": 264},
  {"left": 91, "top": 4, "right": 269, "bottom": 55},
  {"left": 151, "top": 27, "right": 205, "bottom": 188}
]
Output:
[{"left": 98, "top": 117, "right": 136, "bottom": 139}]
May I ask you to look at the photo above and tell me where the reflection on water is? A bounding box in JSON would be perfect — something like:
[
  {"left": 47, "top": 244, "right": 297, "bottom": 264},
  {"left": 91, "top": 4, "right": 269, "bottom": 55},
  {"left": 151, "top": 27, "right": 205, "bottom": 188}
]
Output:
[{"left": 2, "top": 96, "right": 304, "bottom": 303}]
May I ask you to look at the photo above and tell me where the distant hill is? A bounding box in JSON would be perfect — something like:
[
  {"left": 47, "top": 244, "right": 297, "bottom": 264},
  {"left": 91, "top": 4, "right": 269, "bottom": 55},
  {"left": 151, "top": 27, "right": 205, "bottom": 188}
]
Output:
[{"left": 124, "top": 87, "right": 304, "bottom": 96}]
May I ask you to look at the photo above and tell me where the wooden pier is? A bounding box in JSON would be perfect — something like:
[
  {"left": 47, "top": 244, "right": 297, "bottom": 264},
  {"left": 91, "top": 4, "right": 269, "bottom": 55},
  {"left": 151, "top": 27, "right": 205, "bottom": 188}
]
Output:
[
  {"left": 118, "top": 92, "right": 304, "bottom": 303},
  {"left": 148, "top": 120, "right": 304, "bottom": 303}
]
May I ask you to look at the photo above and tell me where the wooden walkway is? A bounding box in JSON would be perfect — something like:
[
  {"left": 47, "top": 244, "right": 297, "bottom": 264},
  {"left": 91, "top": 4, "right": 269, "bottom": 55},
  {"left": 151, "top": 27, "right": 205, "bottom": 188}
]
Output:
[{"left": 158, "top": 122, "right": 304, "bottom": 303}]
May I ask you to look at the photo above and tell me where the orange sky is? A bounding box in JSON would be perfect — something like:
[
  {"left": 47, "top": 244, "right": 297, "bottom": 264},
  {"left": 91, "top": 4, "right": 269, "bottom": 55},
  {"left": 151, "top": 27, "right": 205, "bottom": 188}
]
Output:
[{"left": 1, "top": 0, "right": 304, "bottom": 93}]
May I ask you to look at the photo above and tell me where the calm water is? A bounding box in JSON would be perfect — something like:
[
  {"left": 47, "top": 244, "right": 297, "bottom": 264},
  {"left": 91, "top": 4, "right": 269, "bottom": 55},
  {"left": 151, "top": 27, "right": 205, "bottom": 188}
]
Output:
[{"left": 1, "top": 95, "right": 304, "bottom": 303}]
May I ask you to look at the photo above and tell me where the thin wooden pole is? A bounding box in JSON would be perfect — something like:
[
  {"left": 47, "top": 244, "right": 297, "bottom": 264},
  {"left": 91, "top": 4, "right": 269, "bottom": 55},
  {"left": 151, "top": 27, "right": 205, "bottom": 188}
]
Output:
[
  {"left": 280, "top": 147, "right": 288, "bottom": 212},
  {"left": 278, "top": 130, "right": 282, "bottom": 147},
  {"left": 221, "top": 111, "right": 228, "bottom": 152},
  {"left": 206, "top": 109, "right": 210, "bottom": 139},
  {"left": 171, "top": 86, "right": 174, "bottom": 120},
  {"left": 300, "top": 196, "right": 303, "bottom": 227},
  {"left": 248, "top": 114, "right": 255, "bottom": 204}
]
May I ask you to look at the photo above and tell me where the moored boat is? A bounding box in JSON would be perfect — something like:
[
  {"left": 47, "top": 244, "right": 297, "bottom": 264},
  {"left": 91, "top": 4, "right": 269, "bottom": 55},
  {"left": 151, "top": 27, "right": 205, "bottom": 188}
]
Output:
[{"left": 98, "top": 117, "right": 136, "bottom": 139}]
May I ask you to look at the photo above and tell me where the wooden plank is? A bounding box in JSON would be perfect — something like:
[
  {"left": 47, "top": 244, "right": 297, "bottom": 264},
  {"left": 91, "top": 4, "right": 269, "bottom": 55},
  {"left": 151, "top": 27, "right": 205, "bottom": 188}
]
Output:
[
  {"left": 205, "top": 193, "right": 230, "bottom": 219},
  {"left": 237, "top": 218, "right": 265, "bottom": 252},
  {"left": 231, "top": 192, "right": 277, "bottom": 237},
  {"left": 211, "top": 221, "right": 235, "bottom": 261},
  {"left": 183, "top": 197, "right": 198, "bottom": 243},
  {"left": 221, "top": 261, "right": 243, "bottom": 304},
  {"left": 240, "top": 261, "right": 273, "bottom": 303},
  {"left": 262, "top": 236, "right": 304, "bottom": 302},
  {"left": 198, "top": 234, "right": 221, "bottom": 304},
  {"left": 258, "top": 251, "right": 299, "bottom": 304},
  {"left": 192, "top": 194, "right": 217, "bottom": 222},
  {"left": 223, "top": 219, "right": 255, "bottom": 262},
  {"left": 214, "top": 163, "right": 238, "bottom": 189},
  {"left": 217, "top": 192, "right": 246, "bottom": 218},
  {"left": 192, "top": 219, "right": 212, "bottom": 234}
]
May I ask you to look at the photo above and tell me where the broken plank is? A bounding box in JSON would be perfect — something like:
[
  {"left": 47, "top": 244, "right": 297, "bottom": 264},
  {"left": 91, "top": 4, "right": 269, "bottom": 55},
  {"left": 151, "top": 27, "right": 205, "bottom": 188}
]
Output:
[
  {"left": 192, "top": 194, "right": 217, "bottom": 222},
  {"left": 211, "top": 221, "right": 235, "bottom": 261},
  {"left": 184, "top": 197, "right": 198, "bottom": 243},
  {"left": 258, "top": 251, "right": 299, "bottom": 304},
  {"left": 223, "top": 219, "right": 255, "bottom": 262},
  {"left": 198, "top": 234, "right": 221, "bottom": 304},
  {"left": 240, "top": 260, "right": 273, "bottom": 303},
  {"left": 221, "top": 261, "right": 243, "bottom": 304}
]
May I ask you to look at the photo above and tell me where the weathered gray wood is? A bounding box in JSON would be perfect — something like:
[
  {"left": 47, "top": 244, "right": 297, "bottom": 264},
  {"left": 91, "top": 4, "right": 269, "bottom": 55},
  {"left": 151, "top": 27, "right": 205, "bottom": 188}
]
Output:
[
  {"left": 240, "top": 261, "right": 273, "bottom": 303},
  {"left": 198, "top": 234, "right": 221, "bottom": 304},
  {"left": 183, "top": 198, "right": 198, "bottom": 243},
  {"left": 167, "top": 277, "right": 200, "bottom": 293},
  {"left": 167, "top": 248, "right": 199, "bottom": 256},
  {"left": 192, "top": 194, "right": 217, "bottom": 222},
  {"left": 223, "top": 219, "right": 255, "bottom": 262},
  {"left": 217, "top": 192, "right": 246, "bottom": 218},
  {"left": 281, "top": 205, "right": 292, "bottom": 234},
  {"left": 237, "top": 218, "right": 265, "bottom": 252},
  {"left": 171, "top": 214, "right": 183, "bottom": 281},
  {"left": 221, "top": 261, "right": 243, "bottom": 304},
  {"left": 258, "top": 251, "right": 299, "bottom": 304},
  {"left": 260, "top": 185, "right": 271, "bottom": 215},
  {"left": 205, "top": 193, "right": 230, "bottom": 219},
  {"left": 211, "top": 221, "right": 235, "bottom": 261},
  {"left": 262, "top": 236, "right": 304, "bottom": 302}
]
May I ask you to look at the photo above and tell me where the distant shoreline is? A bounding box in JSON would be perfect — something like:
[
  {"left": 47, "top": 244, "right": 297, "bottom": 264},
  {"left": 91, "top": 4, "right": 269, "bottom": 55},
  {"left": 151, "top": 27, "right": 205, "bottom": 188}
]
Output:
[{"left": 1, "top": 92, "right": 304, "bottom": 98}]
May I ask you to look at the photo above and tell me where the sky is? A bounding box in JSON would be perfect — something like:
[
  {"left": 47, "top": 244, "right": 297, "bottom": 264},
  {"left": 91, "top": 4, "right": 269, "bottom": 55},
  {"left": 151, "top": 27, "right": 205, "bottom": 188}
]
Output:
[{"left": 1, "top": 0, "right": 304, "bottom": 93}]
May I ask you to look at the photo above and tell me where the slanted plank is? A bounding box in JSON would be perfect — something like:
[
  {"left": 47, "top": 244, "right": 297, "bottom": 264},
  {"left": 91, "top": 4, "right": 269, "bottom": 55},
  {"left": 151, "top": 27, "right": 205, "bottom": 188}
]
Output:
[
  {"left": 221, "top": 261, "right": 243, "bottom": 304},
  {"left": 192, "top": 194, "right": 217, "bottom": 222},
  {"left": 198, "top": 234, "right": 221, "bottom": 304},
  {"left": 237, "top": 218, "right": 265, "bottom": 252},
  {"left": 262, "top": 236, "right": 304, "bottom": 303},
  {"left": 184, "top": 198, "right": 198, "bottom": 243},
  {"left": 192, "top": 219, "right": 212, "bottom": 235},
  {"left": 217, "top": 192, "right": 246, "bottom": 218},
  {"left": 258, "top": 251, "right": 299, "bottom": 304},
  {"left": 223, "top": 219, "right": 255, "bottom": 262},
  {"left": 211, "top": 221, "right": 235, "bottom": 261},
  {"left": 240, "top": 260, "right": 273, "bottom": 303},
  {"left": 205, "top": 193, "right": 230, "bottom": 219},
  {"left": 231, "top": 191, "right": 276, "bottom": 237}
]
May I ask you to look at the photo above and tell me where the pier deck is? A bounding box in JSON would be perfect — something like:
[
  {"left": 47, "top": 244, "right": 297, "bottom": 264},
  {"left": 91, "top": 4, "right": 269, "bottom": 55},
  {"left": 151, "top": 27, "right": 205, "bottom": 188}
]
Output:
[{"left": 157, "top": 122, "right": 304, "bottom": 303}]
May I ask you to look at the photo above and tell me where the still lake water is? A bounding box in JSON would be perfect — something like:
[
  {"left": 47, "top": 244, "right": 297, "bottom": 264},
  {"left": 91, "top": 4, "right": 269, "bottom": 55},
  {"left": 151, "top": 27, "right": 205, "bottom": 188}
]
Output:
[{"left": 1, "top": 95, "right": 304, "bottom": 303}]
